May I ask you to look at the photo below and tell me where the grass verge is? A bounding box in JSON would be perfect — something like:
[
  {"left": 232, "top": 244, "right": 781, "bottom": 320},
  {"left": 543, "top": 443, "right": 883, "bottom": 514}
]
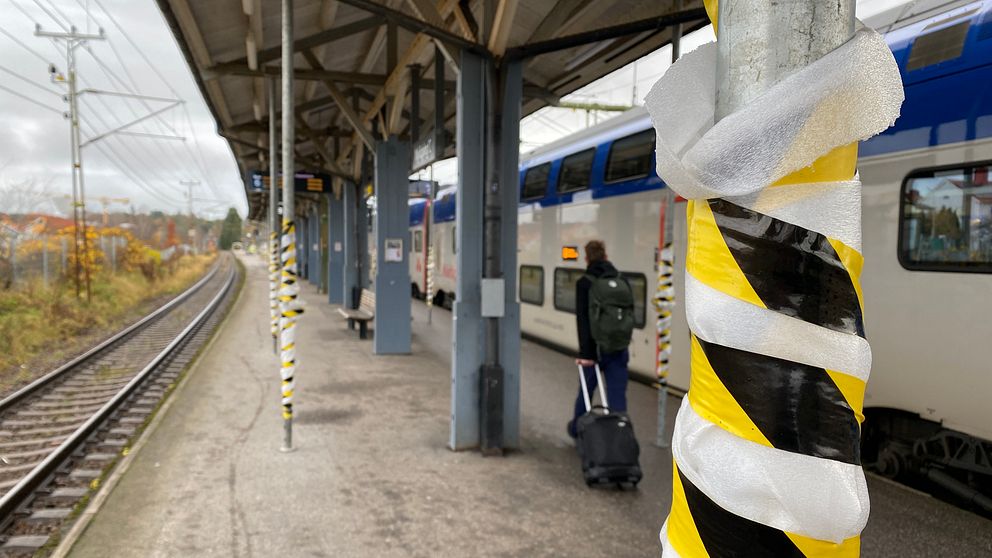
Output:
[{"left": 0, "top": 254, "right": 217, "bottom": 392}]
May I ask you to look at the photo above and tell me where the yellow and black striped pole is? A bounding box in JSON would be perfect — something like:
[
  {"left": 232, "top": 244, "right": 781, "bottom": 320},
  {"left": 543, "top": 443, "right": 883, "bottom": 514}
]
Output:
[
  {"left": 646, "top": 0, "right": 904, "bottom": 555},
  {"left": 278, "top": 218, "right": 303, "bottom": 451}
]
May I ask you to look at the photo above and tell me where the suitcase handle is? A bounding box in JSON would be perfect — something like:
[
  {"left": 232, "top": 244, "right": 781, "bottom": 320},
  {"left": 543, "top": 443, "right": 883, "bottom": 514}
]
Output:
[{"left": 577, "top": 363, "right": 609, "bottom": 413}]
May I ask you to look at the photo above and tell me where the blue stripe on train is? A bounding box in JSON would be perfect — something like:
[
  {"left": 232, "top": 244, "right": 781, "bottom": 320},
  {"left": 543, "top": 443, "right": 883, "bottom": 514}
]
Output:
[{"left": 413, "top": 2, "right": 992, "bottom": 223}]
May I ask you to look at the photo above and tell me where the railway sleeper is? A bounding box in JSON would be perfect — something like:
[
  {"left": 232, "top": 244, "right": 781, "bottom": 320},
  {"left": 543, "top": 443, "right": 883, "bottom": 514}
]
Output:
[
  {"left": 0, "top": 535, "right": 50, "bottom": 553},
  {"left": 24, "top": 508, "right": 72, "bottom": 523},
  {"left": 0, "top": 424, "right": 78, "bottom": 438},
  {"left": 16, "top": 406, "right": 104, "bottom": 418}
]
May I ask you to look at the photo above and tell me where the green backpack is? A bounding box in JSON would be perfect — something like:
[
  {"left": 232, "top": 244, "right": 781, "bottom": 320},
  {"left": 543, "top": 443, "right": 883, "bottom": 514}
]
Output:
[{"left": 586, "top": 270, "right": 635, "bottom": 355}]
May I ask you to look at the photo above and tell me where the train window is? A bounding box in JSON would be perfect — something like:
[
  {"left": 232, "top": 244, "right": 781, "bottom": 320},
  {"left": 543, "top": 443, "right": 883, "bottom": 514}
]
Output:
[
  {"left": 906, "top": 20, "right": 971, "bottom": 71},
  {"left": 557, "top": 149, "right": 595, "bottom": 193},
  {"left": 519, "top": 265, "right": 544, "bottom": 306},
  {"left": 553, "top": 268, "right": 586, "bottom": 313},
  {"left": 413, "top": 230, "right": 423, "bottom": 253},
  {"left": 522, "top": 163, "right": 551, "bottom": 200},
  {"left": 606, "top": 130, "right": 655, "bottom": 183},
  {"left": 899, "top": 162, "right": 992, "bottom": 272},
  {"left": 621, "top": 272, "right": 647, "bottom": 328}
]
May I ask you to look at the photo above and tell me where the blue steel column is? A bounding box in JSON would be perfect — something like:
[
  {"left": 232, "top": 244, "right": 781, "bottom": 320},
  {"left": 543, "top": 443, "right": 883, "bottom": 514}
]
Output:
[
  {"left": 317, "top": 203, "right": 324, "bottom": 292},
  {"left": 310, "top": 208, "right": 319, "bottom": 285},
  {"left": 328, "top": 189, "right": 345, "bottom": 304},
  {"left": 373, "top": 137, "right": 412, "bottom": 355},
  {"left": 497, "top": 61, "right": 522, "bottom": 449},
  {"left": 450, "top": 50, "right": 486, "bottom": 450},
  {"left": 342, "top": 181, "right": 360, "bottom": 307}
]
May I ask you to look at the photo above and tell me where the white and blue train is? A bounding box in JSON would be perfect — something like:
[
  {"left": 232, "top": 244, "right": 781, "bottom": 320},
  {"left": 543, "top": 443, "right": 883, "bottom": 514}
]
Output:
[{"left": 408, "top": 2, "right": 992, "bottom": 507}]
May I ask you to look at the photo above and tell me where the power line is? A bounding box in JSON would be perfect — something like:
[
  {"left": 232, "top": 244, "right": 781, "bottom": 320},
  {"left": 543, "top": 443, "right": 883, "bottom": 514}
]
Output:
[
  {"left": 34, "top": 0, "right": 72, "bottom": 31},
  {"left": 80, "top": 118, "right": 187, "bottom": 207},
  {"left": 29, "top": 0, "right": 69, "bottom": 30},
  {"left": 0, "top": 82, "right": 62, "bottom": 114},
  {"left": 0, "top": 63, "right": 61, "bottom": 96},
  {"left": 0, "top": 24, "right": 51, "bottom": 64},
  {"left": 78, "top": 96, "right": 190, "bottom": 195},
  {"left": 89, "top": 0, "right": 179, "bottom": 98},
  {"left": 78, "top": 0, "right": 219, "bottom": 198},
  {"left": 4, "top": 0, "right": 231, "bottom": 214}
]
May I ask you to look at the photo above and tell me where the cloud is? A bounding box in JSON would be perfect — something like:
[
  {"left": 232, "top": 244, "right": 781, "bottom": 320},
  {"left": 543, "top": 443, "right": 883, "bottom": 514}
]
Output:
[{"left": 0, "top": 0, "right": 247, "bottom": 219}]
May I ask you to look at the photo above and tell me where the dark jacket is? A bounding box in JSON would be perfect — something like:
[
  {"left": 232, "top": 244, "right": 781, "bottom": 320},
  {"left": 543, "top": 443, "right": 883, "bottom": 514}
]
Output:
[{"left": 575, "top": 259, "right": 620, "bottom": 360}]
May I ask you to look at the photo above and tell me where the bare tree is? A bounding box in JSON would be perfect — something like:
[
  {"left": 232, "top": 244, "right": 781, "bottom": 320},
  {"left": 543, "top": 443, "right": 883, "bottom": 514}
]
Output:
[{"left": 0, "top": 168, "right": 59, "bottom": 216}]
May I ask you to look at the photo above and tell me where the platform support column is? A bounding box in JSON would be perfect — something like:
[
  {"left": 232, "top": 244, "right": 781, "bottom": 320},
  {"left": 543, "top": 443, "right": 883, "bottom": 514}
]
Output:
[
  {"left": 328, "top": 189, "right": 345, "bottom": 304},
  {"left": 449, "top": 51, "right": 521, "bottom": 452},
  {"left": 372, "top": 137, "right": 412, "bottom": 355},
  {"left": 311, "top": 207, "right": 320, "bottom": 286},
  {"left": 342, "top": 181, "right": 360, "bottom": 307},
  {"left": 319, "top": 197, "right": 328, "bottom": 294}
]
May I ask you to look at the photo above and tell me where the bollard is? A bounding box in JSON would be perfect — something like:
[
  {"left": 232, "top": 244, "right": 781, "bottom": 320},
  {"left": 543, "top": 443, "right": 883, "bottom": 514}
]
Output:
[{"left": 647, "top": 0, "right": 904, "bottom": 555}]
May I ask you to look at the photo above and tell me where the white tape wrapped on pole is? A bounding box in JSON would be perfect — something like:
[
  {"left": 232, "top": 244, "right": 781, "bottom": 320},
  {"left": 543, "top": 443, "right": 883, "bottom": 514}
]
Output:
[{"left": 645, "top": 9, "right": 902, "bottom": 557}]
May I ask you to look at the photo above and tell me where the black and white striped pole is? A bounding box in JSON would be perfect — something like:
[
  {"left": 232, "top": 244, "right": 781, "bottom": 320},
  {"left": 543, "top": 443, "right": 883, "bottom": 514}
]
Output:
[{"left": 648, "top": 0, "right": 903, "bottom": 555}]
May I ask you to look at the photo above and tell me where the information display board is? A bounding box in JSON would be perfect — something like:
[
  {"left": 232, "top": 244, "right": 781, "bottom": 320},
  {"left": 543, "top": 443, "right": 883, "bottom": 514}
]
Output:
[{"left": 247, "top": 170, "right": 331, "bottom": 194}]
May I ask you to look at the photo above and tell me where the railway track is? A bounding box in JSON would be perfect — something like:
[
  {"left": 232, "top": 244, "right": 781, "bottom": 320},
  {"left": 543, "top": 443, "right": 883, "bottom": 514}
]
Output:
[{"left": 0, "top": 254, "right": 240, "bottom": 556}]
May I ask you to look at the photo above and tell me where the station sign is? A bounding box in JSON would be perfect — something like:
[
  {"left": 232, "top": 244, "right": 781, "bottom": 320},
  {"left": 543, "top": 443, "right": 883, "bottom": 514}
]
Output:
[
  {"left": 411, "top": 129, "right": 444, "bottom": 172},
  {"left": 247, "top": 170, "right": 331, "bottom": 194}
]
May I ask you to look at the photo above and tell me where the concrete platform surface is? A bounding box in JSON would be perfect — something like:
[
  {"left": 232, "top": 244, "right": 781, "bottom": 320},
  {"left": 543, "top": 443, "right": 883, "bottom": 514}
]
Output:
[{"left": 67, "top": 254, "right": 992, "bottom": 557}]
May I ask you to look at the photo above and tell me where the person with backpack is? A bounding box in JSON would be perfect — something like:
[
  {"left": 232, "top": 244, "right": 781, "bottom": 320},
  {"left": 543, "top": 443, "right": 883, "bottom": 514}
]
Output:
[{"left": 567, "top": 240, "right": 635, "bottom": 439}]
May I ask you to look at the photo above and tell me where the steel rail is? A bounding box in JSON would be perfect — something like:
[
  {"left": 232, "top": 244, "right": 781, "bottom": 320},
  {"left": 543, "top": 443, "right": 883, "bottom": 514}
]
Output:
[
  {"left": 0, "top": 261, "right": 221, "bottom": 415},
  {"left": 0, "top": 263, "right": 236, "bottom": 523}
]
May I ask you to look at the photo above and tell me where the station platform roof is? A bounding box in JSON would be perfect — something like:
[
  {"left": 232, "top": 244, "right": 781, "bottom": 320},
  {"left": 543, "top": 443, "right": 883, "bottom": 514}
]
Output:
[{"left": 155, "top": 0, "right": 710, "bottom": 219}]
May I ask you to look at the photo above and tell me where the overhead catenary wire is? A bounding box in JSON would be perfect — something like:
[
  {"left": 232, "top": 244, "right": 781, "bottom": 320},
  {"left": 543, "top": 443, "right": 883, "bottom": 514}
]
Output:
[
  {"left": 7, "top": 0, "right": 220, "bottom": 211},
  {"left": 29, "top": 0, "right": 70, "bottom": 31},
  {"left": 79, "top": 0, "right": 225, "bottom": 201},
  {"left": 0, "top": 4, "right": 212, "bottom": 223},
  {"left": 0, "top": 83, "right": 62, "bottom": 114},
  {"left": 0, "top": 64, "right": 62, "bottom": 96}
]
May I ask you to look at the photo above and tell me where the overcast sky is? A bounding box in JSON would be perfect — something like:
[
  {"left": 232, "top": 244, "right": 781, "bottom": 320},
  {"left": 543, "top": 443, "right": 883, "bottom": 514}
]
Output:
[
  {"left": 1, "top": 0, "right": 914, "bottom": 218},
  {"left": 0, "top": 0, "right": 244, "bottom": 220}
]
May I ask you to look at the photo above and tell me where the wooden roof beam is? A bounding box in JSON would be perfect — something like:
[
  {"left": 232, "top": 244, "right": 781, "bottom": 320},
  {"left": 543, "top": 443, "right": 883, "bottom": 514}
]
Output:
[
  {"left": 206, "top": 64, "right": 388, "bottom": 86},
  {"left": 302, "top": 49, "right": 377, "bottom": 152},
  {"left": 487, "top": 0, "right": 519, "bottom": 57}
]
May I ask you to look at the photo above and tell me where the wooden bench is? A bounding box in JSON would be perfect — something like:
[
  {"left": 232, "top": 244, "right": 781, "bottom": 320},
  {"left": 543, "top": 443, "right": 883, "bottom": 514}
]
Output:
[{"left": 337, "top": 289, "right": 375, "bottom": 339}]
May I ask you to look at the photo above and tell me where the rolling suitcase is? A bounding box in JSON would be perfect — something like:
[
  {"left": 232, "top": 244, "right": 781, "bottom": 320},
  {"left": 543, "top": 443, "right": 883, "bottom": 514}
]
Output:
[{"left": 575, "top": 364, "right": 642, "bottom": 488}]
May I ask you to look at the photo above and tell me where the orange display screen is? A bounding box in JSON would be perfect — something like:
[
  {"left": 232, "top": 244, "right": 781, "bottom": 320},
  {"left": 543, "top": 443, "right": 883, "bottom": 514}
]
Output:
[{"left": 561, "top": 246, "right": 579, "bottom": 261}]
